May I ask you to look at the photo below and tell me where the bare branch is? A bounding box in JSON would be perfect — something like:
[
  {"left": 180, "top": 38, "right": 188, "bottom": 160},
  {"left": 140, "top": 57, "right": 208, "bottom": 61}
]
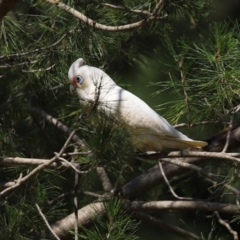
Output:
[
  {"left": 158, "top": 161, "right": 193, "bottom": 200},
  {"left": 0, "top": 157, "right": 74, "bottom": 168},
  {"left": 0, "top": 131, "right": 76, "bottom": 197},
  {"left": 47, "top": 202, "right": 105, "bottom": 238},
  {"left": 174, "top": 120, "right": 219, "bottom": 128},
  {"left": 222, "top": 115, "right": 234, "bottom": 152},
  {"left": 159, "top": 150, "right": 240, "bottom": 164},
  {"left": 130, "top": 200, "right": 239, "bottom": 215},
  {"left": 45, "top": 0, "right": 167, "bottom": 32},
  {"left": 159, "top": 157, "right": 240, "bottom": 201},
  {"left": 215, "top": 212, "right": 238, "bottom": 240},
  {"left": 96, "top": 167, "right": 113, "bottom": 192},
  {"left": 54, "top": 153, "right": 88, "bottom": 174},
  {"left": 35, "top": 203, "right": 61, "bottom": 240}
]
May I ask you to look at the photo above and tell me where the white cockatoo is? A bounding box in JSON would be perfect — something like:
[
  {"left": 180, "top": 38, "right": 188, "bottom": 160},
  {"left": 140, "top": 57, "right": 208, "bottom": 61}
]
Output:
[{"left": 68, "top": 58, "right": 207, "bottom": 152}]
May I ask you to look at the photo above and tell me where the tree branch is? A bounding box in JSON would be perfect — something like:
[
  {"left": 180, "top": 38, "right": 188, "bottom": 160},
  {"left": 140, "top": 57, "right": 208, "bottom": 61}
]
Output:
[
  {"left": 45, "top": 202, "right": 106, "bottom": 239},
  {"left": 130, "top": 200, "right": 239, "bottom": 215},
  {"left": 96, "top": 167, "right": 113, "bottom": 192},
  {"left": 45, "top": 0, "right": 167, "bottom": 32},
  {"left": 215, "top": 212, "right": 238, "bottom": 240},
  {"left": 0, "top": 131, "right": 76, "bottom": 197}
]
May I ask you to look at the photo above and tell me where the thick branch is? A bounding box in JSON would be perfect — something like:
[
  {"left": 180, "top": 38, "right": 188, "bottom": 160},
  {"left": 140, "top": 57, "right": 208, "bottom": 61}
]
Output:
[
  {"left": 130, "top": 201, "right": 239, "bottom": 215},
  {"left": 44, "top": 202, "right": 105, "bottom": 239},
  {"left": 96, "top": 167, "right": 113, "bottom": 192},
  {"left": 0, "top": 157, "right": 72, "bottom": 168}
]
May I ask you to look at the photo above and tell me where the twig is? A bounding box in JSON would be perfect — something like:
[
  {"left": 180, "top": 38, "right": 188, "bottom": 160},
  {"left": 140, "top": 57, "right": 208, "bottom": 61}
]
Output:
[
  {"left": 54, "top": 153, "right": 88, "bottom": 174},
  {"left": 158, "top": 161, "right": 193, "bottom": 200},
  {"left": 122, "top": 150, "right": 240, "bottom": 199},
  {"left": 151, "top": 0, "right": 165, "bottom": 17},
  {"left": 35, "top": 202, "right": 61, "bottom": 240},
  {"left": 174, "top": 120, "right": 218, "bottom": 128},
  {"left": 215, "top": 212, "right": 238, "bottom": 240},
  {"left": 0, "top": 131, "right": 76, "bottom": 197},
  {"left": 159, "top": 158, "right": 240, "bottom": 199},
  {"left": 45, "top": 0, "right": 167, "bottom": 32},
  {"left": 179, "top": 55, "right": 191, "bottom": 124},
  {"left": 222, "top": 115, "right": 234, "bottom": 153}
]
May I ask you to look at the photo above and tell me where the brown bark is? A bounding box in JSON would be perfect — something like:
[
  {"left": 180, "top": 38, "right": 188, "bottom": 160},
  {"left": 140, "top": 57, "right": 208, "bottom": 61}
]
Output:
[{"left": 0, "top": 0, "right": 19, "bottom": 19}]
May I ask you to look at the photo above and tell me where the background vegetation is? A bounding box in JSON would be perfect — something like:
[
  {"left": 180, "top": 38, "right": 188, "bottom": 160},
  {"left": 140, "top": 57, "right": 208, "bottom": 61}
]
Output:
[{"left": 1, "top": 0, "right": 240, "bottom": 239}]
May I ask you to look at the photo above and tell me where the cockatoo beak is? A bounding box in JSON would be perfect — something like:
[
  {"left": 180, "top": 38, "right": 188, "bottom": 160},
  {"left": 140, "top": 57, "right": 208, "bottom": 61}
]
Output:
[{"left": 70, "top": 84, "right": 76, "bottom": 94}]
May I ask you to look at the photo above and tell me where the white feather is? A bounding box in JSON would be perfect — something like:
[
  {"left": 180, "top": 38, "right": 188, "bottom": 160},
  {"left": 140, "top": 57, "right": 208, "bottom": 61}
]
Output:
[{"left": 68, "top": 58, "right": 207, "bottom": 151}]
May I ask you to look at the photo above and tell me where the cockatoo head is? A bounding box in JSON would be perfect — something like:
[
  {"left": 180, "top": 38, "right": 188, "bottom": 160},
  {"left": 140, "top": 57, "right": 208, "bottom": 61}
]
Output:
[
  {"left": 68, "top": 58, "right": 116, "bottom": 94},
  {"left": 68, "top": 58, "right": 91, "bottom": 93}
]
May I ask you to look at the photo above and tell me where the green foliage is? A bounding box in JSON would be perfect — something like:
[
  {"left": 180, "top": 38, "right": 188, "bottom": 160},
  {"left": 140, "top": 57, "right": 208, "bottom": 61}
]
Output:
[
  {"left": 79, "top": 198, "right": 139, "bottom": 240},
  {"left": 155, "top": 21, "right": 240, "bottom": 124},
  {"left": 0, "top": 0, "right": 240, "bottom": 239}
]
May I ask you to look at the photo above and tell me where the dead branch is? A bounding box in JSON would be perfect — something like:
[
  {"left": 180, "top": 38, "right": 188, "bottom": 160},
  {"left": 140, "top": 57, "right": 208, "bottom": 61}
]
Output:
[
  {"left": 44, "top": 202, "right": 105, "bottom": 239},
  {"left": 0, "top": 131, "right": 76, "bottom": 197},
  {"left": 96, "top": 167, "right": 113, "bottom": 192},
  {"left": 45, "top": 0, "right": 167, "bottom": 32},
  {"left": 215, "top": 212, "right": 238, "bottom": 240},
  {"left": 158, "top": 158, "right": 240, "bottom": 204},
  {"left": 158, "top": 161, "right": 193, "bottom": 200},
  {"left": 0, "top": 157, "right": 73, "bottom": 168},
  {"left": 35, "top": 203, "right": 61, "bottom": 240},
  {"left": 130, "top": 200, "right": 239, "bottom": 215},
  {"left": 158, "top": 150, "right": 240, "bottom": 163},
  {"left": 222, "top": 115, "right": 234, "bottom": 153},
  {"left": 174, "top": 120, "right": 219, "bottom": 128}
]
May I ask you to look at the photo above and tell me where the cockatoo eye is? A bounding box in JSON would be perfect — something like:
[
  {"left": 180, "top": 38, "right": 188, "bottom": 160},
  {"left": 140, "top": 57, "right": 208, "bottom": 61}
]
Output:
[{"left": 76, "top": 75, "right": 84, "bottom": 85}]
